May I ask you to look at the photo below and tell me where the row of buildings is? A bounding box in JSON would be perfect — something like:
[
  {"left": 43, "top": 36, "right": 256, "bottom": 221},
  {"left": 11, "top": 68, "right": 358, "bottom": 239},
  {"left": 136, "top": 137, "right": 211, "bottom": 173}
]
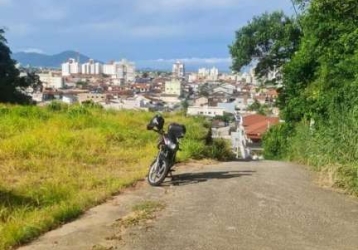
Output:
[{"left": 61, "top": 58, "right": 136, "bottom": 83}]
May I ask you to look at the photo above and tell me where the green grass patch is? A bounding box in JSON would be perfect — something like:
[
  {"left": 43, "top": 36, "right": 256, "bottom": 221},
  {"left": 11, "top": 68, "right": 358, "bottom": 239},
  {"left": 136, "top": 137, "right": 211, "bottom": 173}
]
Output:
[{"left": 0, "top": 104, "right": 232, "bottom": 250}]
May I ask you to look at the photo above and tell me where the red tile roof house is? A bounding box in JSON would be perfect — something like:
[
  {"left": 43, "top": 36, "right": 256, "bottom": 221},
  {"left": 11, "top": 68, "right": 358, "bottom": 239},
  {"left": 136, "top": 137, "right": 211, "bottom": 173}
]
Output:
[{"left": 242, "top": 114, "right": 280, "bottom": 143}]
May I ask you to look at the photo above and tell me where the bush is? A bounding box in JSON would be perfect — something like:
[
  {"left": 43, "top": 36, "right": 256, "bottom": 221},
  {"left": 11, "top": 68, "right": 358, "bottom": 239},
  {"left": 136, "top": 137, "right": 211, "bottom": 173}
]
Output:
[
  {"left": 274, "top": 108, "right": 358, "bottom": 195},
  {"left": 263, "top": 122, "right": 293, "bottom": 160},
  {"left": 47, "top": 101, "right": 68, "bottom": 112},
  {"left": 203, "top": 139, "right": 235, "bottom": 161}
]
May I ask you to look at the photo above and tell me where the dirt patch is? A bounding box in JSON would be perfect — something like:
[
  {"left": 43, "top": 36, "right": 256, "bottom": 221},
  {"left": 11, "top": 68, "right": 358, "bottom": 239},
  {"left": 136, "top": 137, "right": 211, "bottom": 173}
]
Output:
[
  {"left": 115, "top": 200, "right": 165, "bottom": 228},
  {"left": 91, "top": 200, "right": 165, "bottom": 250}
]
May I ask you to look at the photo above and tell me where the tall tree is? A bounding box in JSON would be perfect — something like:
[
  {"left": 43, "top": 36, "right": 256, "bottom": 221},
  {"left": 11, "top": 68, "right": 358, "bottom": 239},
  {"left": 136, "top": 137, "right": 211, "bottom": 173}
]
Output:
[
  {"left": 0, "top": 28, "right": 40, "bottom": 104},
  {"left": 229, "top": 11, "right": 302, "bottom": 84},
  {"left": 278, "top": 0, "right": 358, "bottom": 123}
]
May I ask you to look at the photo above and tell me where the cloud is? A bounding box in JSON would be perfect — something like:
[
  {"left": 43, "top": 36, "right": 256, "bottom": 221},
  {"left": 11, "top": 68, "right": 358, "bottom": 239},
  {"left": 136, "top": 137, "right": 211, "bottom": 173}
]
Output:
[
  {"left": 151, "top": 57, "right": 232, "bottom": 64},
  {"left": 61, "top": 21, "right": 187, "bottom": 38},
  {"left": 136, "top": 57, "right": 233, "bottom": 71},
  {"left": 136, "top": 0, "right": 241, "bottom": 13},
  {"left": 20, "top": 48, "right": 45, "bottom": 54},
  {"left": 129, "top": 24, "right": 186, "bottom": 38},
  {"left": 0, "top": 0, "right": 294, "bottom": 63}
]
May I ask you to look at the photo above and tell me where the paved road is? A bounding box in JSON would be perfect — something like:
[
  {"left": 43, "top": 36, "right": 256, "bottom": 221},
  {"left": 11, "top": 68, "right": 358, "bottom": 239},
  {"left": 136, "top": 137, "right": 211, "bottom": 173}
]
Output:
[{"left": 19, "top": 161, "right": 358, "bottom": 250}]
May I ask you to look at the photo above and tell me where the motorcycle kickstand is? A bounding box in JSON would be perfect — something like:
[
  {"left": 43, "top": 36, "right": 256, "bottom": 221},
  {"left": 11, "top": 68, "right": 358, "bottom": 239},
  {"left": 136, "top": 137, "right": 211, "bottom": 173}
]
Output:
[{"left": 168, "top": 169, "right": 176, "bottom": 180}]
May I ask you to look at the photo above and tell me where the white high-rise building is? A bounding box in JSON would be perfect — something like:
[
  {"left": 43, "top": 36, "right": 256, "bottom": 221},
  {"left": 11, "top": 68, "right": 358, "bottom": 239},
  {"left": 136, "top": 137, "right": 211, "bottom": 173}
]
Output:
[
  {"left": 116, "top": 59, "right": 136, "bottom": 82},
  {"left": 103, "top": 59, "right": 136, "bottom": 83},
  {"left": 209, "top": 67, "right": 219, "bottom": 81},
  {"left": 172, "top": 61, "right": 185, "bottom": 78},
  {"left": 198, "top": 67, "right": 218, "bottom": 80},
  {"left": 188, "top": 73, "right": 198, "bottom": 83},
  {"left": 61, "top": 58, "right": 81, "bottom": 76},
  {"left": 82, "top": 59, "right": 103, "bottom": 75},
  {"left": 198, "top": 68, "right": 210, "bottom": 77},
  {"left": 62, "top": 61, "right": 71, "bottom": 76},
  {"left": 103, "top": 62, "right": 116, "bottom": 75}
]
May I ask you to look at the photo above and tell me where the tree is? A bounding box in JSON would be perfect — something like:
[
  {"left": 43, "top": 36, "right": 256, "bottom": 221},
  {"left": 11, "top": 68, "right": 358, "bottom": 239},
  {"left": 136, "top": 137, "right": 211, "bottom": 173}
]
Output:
[
  {"left": 0, "top": 29, "right": 40, "bottom": 104},
  {"left": 142, "top": 72, "right": 149, "bottom": 78},
  {"left": 198, "top": 82, "right": 210, "bottom": 97},
  {"left": 247, "top": 99, "right": 269, "bottom": 115},
  {"left": 229, "top": 11, "right": 302, "bottom": 84},
  {"left": 278, "top": 0, "right": 358, "bottom": 123},
  {"left": 76, "top": 80, "right": 88, "bottom": 88},
  {"left": 181, "top": 99, "right": 189, "bottom": 111}
]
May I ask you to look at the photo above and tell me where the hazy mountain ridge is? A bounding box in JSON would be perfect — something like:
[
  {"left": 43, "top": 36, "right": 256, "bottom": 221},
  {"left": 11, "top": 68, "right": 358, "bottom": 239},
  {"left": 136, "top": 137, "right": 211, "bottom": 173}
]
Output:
[
  {"left": 12, "top": 51, "right": 232, "bottom": 72},
  {"left": 12, "top": 50, "right": 101, "bottom": 68}
]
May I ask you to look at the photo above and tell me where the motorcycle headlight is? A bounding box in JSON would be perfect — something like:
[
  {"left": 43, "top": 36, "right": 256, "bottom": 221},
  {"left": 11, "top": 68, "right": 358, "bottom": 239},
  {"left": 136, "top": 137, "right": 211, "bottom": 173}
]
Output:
[{"left": 168, "top": 141, "right": 177, "bottom": 150}]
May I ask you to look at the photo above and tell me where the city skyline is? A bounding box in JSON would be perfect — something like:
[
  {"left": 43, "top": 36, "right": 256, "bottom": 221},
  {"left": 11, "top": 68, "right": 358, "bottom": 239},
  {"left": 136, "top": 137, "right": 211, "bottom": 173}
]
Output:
[{"left": 1, "top": 0, "right": 295, "bottom": 70}]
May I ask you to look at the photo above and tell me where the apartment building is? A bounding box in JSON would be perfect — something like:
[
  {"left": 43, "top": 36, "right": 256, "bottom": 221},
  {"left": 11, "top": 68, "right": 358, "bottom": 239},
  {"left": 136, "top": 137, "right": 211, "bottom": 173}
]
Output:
[
  {"left": 165, "top": 79, "right": 182, "bottom": 96},
  {"left": 103, "top": 59, "right": 136, "bottom": 83},
  {"left": 172, "top": 61, "right": 185, "bottom": 78},
  {"left": 81, "top": 59, "right": 102, "bottom": 75},
  {"left": 62, "top": 58, "right": 81, "bottom": 76},
  {"left": 38, "top": 71, "right": 64, "bottom": 89}
]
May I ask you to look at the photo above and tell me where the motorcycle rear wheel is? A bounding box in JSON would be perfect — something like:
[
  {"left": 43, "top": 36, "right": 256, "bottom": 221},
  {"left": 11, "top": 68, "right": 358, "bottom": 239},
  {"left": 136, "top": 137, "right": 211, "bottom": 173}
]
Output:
[{"left": 147, "top": 157, "right": 169, "bottom": 186}]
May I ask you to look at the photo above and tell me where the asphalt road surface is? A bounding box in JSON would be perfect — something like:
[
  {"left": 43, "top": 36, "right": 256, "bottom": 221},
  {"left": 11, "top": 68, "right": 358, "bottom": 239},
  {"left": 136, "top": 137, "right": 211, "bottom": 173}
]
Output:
[{"left": 19, "top": 161, "right": 358, "bottom": 250}]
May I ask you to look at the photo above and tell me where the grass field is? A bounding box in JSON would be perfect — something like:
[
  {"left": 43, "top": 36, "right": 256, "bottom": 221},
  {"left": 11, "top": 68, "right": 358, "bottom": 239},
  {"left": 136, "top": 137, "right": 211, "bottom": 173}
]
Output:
[{"left": 0, "top": 103, "right": 233, "bottom": 250}]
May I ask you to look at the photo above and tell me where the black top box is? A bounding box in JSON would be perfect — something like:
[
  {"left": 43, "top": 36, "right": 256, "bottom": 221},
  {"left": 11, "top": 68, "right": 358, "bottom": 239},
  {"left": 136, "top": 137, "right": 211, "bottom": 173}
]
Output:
[{"left": 168, "top": 123, "right": 186, "bottom": 140}]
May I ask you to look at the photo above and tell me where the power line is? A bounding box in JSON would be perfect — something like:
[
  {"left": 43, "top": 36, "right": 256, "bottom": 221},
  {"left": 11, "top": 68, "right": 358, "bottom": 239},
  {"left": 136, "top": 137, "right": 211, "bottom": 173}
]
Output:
[
  {"left": 290, "top": 0, "right": 299, "bottom": 17},
  {"left": 289, "top": 0, "right": 303, "bottom": 32}
]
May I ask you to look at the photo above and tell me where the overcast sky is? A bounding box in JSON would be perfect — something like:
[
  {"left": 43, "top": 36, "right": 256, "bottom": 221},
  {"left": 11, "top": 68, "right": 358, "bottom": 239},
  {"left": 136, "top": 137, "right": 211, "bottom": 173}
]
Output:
[{"left": 0, "top": 0, "right": 295, "bottom": 69}]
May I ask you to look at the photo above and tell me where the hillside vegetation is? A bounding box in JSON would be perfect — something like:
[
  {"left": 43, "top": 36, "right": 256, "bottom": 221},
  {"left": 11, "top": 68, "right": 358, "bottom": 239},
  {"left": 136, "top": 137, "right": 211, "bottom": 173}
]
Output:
[
  {"left": 230, "top": 0, "right": 358, "bottom": 196},
  {"left": 0, "top": 104, "right": 233, "bottom": 250},
  {"left": 262, "top": 0, "right": 358, "bottom": 195}
]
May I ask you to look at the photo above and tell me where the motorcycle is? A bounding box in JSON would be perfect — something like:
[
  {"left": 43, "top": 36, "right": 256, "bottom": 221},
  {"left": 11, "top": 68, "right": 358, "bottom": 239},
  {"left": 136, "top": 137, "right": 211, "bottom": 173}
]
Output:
[{"left": 146, "top": 114, "right": 186, "bottom": 186}]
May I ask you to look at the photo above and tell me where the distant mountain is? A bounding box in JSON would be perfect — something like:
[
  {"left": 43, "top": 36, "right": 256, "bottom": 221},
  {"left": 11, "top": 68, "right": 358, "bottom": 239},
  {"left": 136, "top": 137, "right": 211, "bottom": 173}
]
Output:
[{"left": 12, "top": 50, "right": 101, "bottom": 68}]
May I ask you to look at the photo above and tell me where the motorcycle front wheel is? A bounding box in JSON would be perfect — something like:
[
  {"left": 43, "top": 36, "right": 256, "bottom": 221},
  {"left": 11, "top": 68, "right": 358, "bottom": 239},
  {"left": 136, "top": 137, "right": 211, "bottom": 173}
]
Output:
[{"left": 147, "top": 156, "right": 169, "bottom": 186}]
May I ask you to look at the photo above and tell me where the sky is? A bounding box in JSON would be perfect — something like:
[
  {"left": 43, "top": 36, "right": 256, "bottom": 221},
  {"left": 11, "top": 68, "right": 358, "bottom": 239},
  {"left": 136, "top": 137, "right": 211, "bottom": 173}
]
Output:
[{"left": 0, "top": 0, "right": 295, "bottom": 70}]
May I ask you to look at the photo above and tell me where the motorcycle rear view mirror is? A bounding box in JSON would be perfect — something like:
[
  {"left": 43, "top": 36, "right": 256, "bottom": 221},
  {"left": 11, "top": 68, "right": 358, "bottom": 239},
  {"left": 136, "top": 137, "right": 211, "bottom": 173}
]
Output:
[{"left": 147, "top": 114, "right": 165, "bottom": 131}]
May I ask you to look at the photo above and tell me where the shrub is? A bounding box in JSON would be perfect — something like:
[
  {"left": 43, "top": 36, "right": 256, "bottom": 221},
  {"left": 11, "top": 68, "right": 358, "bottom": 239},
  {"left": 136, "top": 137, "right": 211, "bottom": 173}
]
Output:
[{"left": 263, "top": 122, "right": 293, "bottom": 160}]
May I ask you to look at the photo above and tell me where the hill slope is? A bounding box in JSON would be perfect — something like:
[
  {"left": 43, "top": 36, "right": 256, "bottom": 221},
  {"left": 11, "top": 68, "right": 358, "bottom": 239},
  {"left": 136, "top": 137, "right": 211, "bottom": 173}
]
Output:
[{"left": 0, "top": 105, "right": 233, "bottom": 250}]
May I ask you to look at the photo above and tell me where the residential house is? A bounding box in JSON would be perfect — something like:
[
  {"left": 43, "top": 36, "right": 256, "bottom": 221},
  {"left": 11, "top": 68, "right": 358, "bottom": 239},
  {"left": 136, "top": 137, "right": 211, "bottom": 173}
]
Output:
[
  {"left": 194, "top": 96, "right": 209, "bottom": 106},
  {"left": 160, "top": 94, "right": 181, "bottom": 107},
  {"left": 212, "top": 84, "right": 235, "bottom": 95},
  {"left": 241, "top": 114, "right": 279, "bottom": 142},
  {"left": 78, "top": 93, "right": 106, "bottom": 103},
  {"left": 217, "top": 102, "right": 236, "bottom": 114},
  {"left": 62, "top": 95, "right": 77, "bottom": 104},
  {"left": 100, "top": 95, "right": 148, "bottom": 111},
  {"left": 131, "top": 83, "right": 151, "bottom": 93},
  {"left": 187, "top": 105, "right": 225, "bottom": 117},
  {"left": 235, "top": 95, "right": 255, "bottom": 112}
]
